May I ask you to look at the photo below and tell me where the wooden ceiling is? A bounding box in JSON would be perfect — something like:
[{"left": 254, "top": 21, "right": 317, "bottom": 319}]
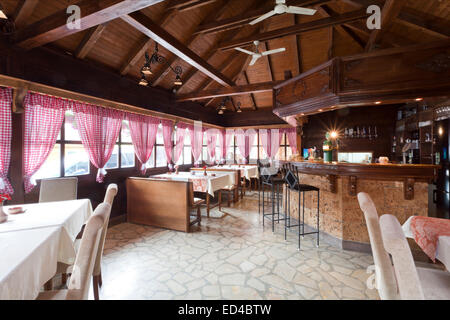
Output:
[{"left": 2, "top": 0, "right": 449, "bottom": 114}]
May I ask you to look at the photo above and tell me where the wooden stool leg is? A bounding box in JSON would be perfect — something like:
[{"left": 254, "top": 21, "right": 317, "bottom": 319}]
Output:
[
  {"left": 93, "top": 275, "right": 100, "bottom": 300},
  {"left": 206, "top": 194, "right": 210, "bottom": 217},
  {"left": 227, "top": 191, "right": 231, "bottom": 207},
  {"left": 218, "top": 191, "right": 222, "bottom": 210},
  {"left": 197, "top": 206, "right": 201, "bottom": 226},
  {"left": 44, "top": 278, "right": 53, "bottom": 291},
  {"left": 61, "top": 273, "right": 67, "bottom": 286}
]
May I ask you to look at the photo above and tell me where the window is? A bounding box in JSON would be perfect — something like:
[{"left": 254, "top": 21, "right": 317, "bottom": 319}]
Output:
[
  {"left": 249, "top": 136, "right": 258, "bottom": 164},
  {"left": 146, "top": 123, "right": 168, "bottom": 169},
  {"left": 173, "top": 127, "right": 191, "bottom": 166},
  {"left": 33, "top": 110, "right": 90, "bottom": 180},
  {"left": 275, "top": 134, "right": 291, "bottom": 161},
  {"left": 105, "top": 120, "right": 135, "bottom": 169},
  {"left": 201, "top": 132, "right": 209, "bottom": 163},
  {"left": 33, "top": 113, "right": 137, "bottom": 181}
]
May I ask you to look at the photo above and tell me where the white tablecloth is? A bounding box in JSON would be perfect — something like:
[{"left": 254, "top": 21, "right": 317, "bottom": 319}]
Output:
[
  {"left": 0, "top": 200, "right": 93, "bottom": 300},
  {"left": 402, "top": 216, "right": 450, "bottom": 271},
  {"left": 151, "top": 172, "right": 232, "bottom": 197},
  {"left": 0, "top": 227, "right": 61, "bottom": 300},
  {"left": 212, "top": 165, "right": 259, "bottom": 180}
]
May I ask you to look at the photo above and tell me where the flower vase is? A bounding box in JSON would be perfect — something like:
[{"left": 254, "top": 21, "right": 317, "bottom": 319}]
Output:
[
  {"left": 203, "top": 169, "right": 207, "bottom": 176},
  {"left": 0, "top": 203, "right": 7, "bottom": 224}
]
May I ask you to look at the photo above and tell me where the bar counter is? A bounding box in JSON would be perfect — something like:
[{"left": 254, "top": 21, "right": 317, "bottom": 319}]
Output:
[{"left": 283, "top": 160, "right": 439, "bottom": 252}]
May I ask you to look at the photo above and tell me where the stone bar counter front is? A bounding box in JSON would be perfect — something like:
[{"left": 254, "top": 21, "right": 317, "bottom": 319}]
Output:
[{"left": 283, "top": 161, "right": 439, "bottom": 252}]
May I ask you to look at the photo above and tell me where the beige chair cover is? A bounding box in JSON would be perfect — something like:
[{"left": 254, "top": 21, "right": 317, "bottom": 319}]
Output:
[
  {"left": 39, "top": 177, "right": 78, "bottom": 203},
  {"left": 357, "top": 192, "right": 399, "bottom": 300},
  {"left": 37, "top": 204, "right": 110, "bottom": 300}
]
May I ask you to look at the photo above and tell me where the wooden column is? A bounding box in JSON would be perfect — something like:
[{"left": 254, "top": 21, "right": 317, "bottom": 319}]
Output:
[{"left": 9, "top": 113, "right": 25, "bottom": 205}]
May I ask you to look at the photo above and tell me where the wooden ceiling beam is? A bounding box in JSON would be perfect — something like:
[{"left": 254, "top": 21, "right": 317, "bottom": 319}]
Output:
[
  {"left": 218, "top": 9, "right": 369, "bottom": 51},
  {"left": 167, "top": 0, "right": 219, "bottom": 12},
  {"left": 74, "top": 23, "right": 108, "bottom": 59},
  {"left": 194, "top": 0, "right": 331, "bottom": 35},
  {"left": 243, "top": 72, "right": 258, "bottom": 111},
  {"left": 177, "top": 81, "right": 282, "bottom": 101},
  {"left": 152, "top": 0, "right": 228, "bottom": 87},
  {"left": 397, "top": 8, "right": 450, "bottom": 39},
  {"left": 122, "top": 12, "right": 234, "bottom": 87},
  {"left": 317, "top": 4, "right": 365, "bottom": 49},
  {"left": 344, "top": 20, "right": 410, "bottom": 48},
  {"left": 365, "top": 0, "right": 406, "bottom": 52},
  {"left": 13, "top": 0, "right": 165, "bottom": 50},
  {"left": 13, "top": 0, "right": 39, "bottom": 30},
  {"left": 119, "top": 7, "right": 179, "bottom": 76}
]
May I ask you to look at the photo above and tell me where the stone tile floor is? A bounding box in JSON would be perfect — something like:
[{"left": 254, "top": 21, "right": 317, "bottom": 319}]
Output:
[{"left": 98, "top": 193, "right": 379, "bottom": 300}]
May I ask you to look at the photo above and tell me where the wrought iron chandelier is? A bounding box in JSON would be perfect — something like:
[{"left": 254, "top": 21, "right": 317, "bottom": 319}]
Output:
[{"left": 139, "top": 42, "right": 183, "bottom": 87}]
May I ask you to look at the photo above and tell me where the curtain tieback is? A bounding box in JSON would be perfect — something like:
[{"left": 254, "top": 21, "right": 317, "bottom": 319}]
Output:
[{"left": 96, "top": 167, "right": 108, "bottom": 183}]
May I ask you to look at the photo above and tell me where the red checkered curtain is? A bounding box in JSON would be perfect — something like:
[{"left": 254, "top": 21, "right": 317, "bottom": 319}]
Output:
[
  {"left": 0, "top": 87, "right": 13, "bottom": 195},
  {"left": 284, "top": 127, "right": 298, "bottom": 154},
  {"left": 205, "top": 128, "right": 219, "bottom": 163},
  {"left": 128, "top": 113, "right": 160, "bottom": 175},
  {"left": 174, "top": 122, "right": 188, "bottom": 165},
  {"left": 73, "top": 102, "right": 124, "bottom": 183},
  {"left": 187, "top": 123, "right": 204, "bottom": 165},
  {"left": 161, "top": 119, "right": 174, "bottom": 167},
  {"left": 23, "top": 93, "right": 68, "bottom": 193}
]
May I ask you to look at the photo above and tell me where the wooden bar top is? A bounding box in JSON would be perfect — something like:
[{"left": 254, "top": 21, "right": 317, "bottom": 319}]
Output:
[{"left": 285, "top": 160, "right": 439, "bottom": 183}]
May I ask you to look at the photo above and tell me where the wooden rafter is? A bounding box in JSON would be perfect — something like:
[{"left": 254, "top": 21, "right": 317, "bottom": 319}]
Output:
[
  {"left": 344, "top": 20, "right": 410, "bottom": 47},
  {"left": 167, "top": 0, "right": 219, "bottom": 12},
  {"left": 316, "top": 4, "right": 365, "bottom": 49},
  {"left": 194, "top": 0, "right": 331, "bottom": 35},
  {"left": 177, "top": 81, "right": 281, "bottom": 101},
  {"left": 13, "top": 0, "right": 38, "bottom": 30},
  {"left": 365, "top": 0, "right": 406, "bottom": 52},
  {"left": 291, "top": 15, "right": 301, "bottom": 76},
  {"left": 13, "top": 0, "right": 165, "bottom": 50},
  {"left": 243, "top": 72, "right": 257, "bottom": 110},
  {"left": 122, "top": 12, "right": 234, "bottom": 87},
  {"left": 397, "top": 8, "right": 450, "bottom": 39},
  {"left": 75, "top": 23, "right": 108, "bottom": 59},
  {"left": 120, "top": 7, "right": 179, "bottom": 76},
  {"left": 295, "top": 15, "right": 304, "bottom": 74},
  {"left": 218, "top": 9, "right": 369, "bottom": 51},
  {"left": 152, "top": 0, "right": 228, "bottom": 87}
]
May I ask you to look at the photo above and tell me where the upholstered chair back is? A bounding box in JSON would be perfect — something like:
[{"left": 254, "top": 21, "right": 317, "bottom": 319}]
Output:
[
  {"left": 93, "top": 191, "right": 116, "bottom": 277},
  {"left": 379, "top": 214, "right": 425, "bottom": 300},
  {"left": 67, "top": 204, "right": 109, "bottom": 299},
  {"left": 39, "top": 177, "right": 78, "bottom": 203},
  {"left": 103, "top": 184, "right": 118, "bottom": 206},
  {"left": 357, "top": 192, "right": 399, "bottom": 300}
]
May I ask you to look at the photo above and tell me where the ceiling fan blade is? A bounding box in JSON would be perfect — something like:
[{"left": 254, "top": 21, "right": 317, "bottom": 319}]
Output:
[
  {"left": 235, "top": 47, "right": 256, "bottom": 55},
  {"left": 286, "top": 6, "right": 317, "bottom": 15},
  {"left": 262, "top": 48, "right": 286, "bottom": 56},
  {"left": 249, "top": 10, "right": 276, "bottom": 25},
  {"left": 249, "top": 56, "right": 259, "bottom": 66}
]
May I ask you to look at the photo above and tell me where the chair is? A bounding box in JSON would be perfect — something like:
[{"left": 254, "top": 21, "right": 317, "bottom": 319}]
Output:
[
  {"left": 92, "top": 184, "right": 118, "bottom": 299},
  {"left": 189, "top": 182, "right": 204, "bottom": 227},
  {"left": 379, "top": 214, "right": 450, "bottom": 300},
  {"left": 218, "top": 171, "right": 239, "bottom": 210},
  {"left": 37, "top": 205, "right": 108, "bottom": 300},
  {"left": 39, "top": 177, "right": 78, "bottom": 203},
  {"left": 283, "top": 162, "right": 320, "bottom": 249},
  {"left": 357, "top": 192, "right": 399, "bottom": 300}
]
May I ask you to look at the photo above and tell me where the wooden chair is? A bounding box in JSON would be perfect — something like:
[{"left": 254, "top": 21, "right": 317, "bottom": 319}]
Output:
[
  {"left": 218, "top": 171, "right": 239, "bottom": 210},
  {"left": 37, "top": 204, "right": 108, "bottom": 300},
  {"left": 189, "top": 182, "right": 204, "bottom": 226},
  {"left": 39, "top": 177, "right": 78, "bottom": 203}
]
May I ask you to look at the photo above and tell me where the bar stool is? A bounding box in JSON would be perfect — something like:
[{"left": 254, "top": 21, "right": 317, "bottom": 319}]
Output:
[
  {"left": 283, "top": 163, "right": 320, "bottom": 250},
  {"left": 260, "top": 160, "right": 286, "bottom": 232}
]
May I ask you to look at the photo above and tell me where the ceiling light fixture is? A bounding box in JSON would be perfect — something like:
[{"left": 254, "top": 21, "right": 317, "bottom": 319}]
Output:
[
  {"left": 217, "top": 97, "right": 231, "bottom": 115},
  {"left": 139, "top": 42, "right": 183, "bottom": 86},
  {"left": 236, "top": 102, "right": 242, "bottom": 113},
  {"left": 0, "top": 4, "right": 7, "bottom": 20},
  {"left": 375, "top": 101, "right": 382, "bottom": 105},
  {"left": 415, "top": 98, "right": 423, "bottom": 102},
  {"left": 139, "top": 73, "right": 149, "bottom": 86}
]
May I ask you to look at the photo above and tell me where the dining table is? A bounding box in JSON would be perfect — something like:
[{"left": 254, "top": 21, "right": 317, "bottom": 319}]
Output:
[
  {"left": 211, "top": 165, "right": 259, "bottom": 181},
  {"left": 402, "top": 216, "right": 450, "bottom": 271},
  {"left": 151, "top": 171, "right": 232, "bottom": 216},
  {"left": 0, "top": 199, "right": 93, "bottom": 300}
]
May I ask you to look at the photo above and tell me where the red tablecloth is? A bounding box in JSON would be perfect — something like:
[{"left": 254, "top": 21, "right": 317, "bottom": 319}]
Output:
[{"left": 410, "top": 216, "right": 450, "bottom": 262}]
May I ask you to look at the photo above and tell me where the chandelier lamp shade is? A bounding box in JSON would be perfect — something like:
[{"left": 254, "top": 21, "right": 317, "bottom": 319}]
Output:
[{"left": 139, "top": 42, "right": 183, "bottom": 87}]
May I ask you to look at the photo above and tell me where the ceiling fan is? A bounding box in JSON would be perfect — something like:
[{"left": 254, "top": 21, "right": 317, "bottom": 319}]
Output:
[
  {"left": 249, "top": 0, "right": 317, "bottom": 25},
  {"left": 235, "top": 41, "right": 286, "bottom": 66}
]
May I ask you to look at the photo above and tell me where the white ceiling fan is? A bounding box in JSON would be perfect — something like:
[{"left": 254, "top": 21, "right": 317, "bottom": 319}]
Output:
[
  {"left": 235, "top": 41, "right": 286, "bottom": 66},
  {"left": 249, "top": 0, "right": 317, "bottom": 25}
]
